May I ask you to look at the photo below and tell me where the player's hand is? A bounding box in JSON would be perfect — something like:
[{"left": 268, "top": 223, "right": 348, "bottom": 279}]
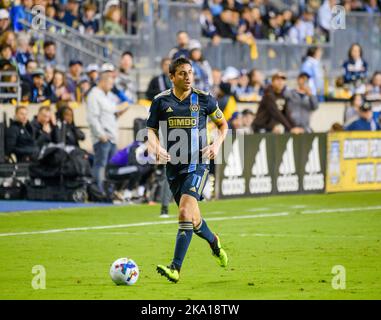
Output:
[
  {"left": 156, "top": 147, "right": 171, "bottom": 164},
  {"left": 201, "top": 143, "right": 220, "bottom": 160}
]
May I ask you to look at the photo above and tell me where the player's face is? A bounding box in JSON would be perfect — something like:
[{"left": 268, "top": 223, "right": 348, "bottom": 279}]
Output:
[{"left": 171, "top": 63, "right": 193, "bottom": 91}]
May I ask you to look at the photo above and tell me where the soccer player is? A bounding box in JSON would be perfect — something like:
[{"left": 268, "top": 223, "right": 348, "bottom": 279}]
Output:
[{"left": 147, "top": 57, "right": 229, "bottom": 283}]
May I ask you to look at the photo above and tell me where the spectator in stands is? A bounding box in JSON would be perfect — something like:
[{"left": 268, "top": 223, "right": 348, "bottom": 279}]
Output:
[
  {"left": 206, "top": 0, "right": 224, "bottom": 17},
  {"left": 318, "top": 0, "right": 336, "bottom": 40},
  {"left": 200, "top": 7, "right": 220, "bottom": 45},
  {"left": 20, "top": 58, "right": 37, "bottom": 87},
  {"left": 266, "top": 10, "right": 284, "bottom": 41},
  {"left": 228, "top": 111, "right": 243, "bottom": 131},
  {"left": 286, "top": 72, "right": 319, "bottom": 133},
  {"left": 31, "top": 106, "right": 54, "bottom": 149},
  {"left": 79, "top": 75, "right": 91, "bottom": 101},
  {"left": 79, "top": 2, "right": 99, "bottom": 34},
  {"left": 363, "top": 0, "right": 381, "bottom": 13},
  {"left": 60, "top": 0, "right": 81, "bottom": 28},
  {"left": 288, "top": 9, "right": 315, "bottom": 44},
  {"left": 5, "top": 105, "right": 39, "bottom": 162},
  {"left": 10, "top": 0, "right": 33, "bottom": 32},
  {"left": 246, "top": 68, "right": 265, "bottom": 100},
  {"left": 213, "top": 9, "right": 238, "bottom": 40},
  {"left": 103, "top": 6, "right": 125, "bottom": 35},
  {"left": 44, "top": 65, "right": 54, "bottom": 84},
  {"left": 169, "top": 30, "right": 190, "bottom": 60},
  {"left": 342, "top": 43, "right": 368, "bottom": 93},
  {"left": 86, "top": 68, "right": 129, "bottom": 191},
  {"left": 188, "top": 39, "right": 213, "bottom": 92},
  {"left": 0, "top": 44, "right": 16, "bottom": 69},
  {"left": 41, "top": 41, "right": 57, "bottom": 67},
  {"left": 115, "top": 51, "right": 137, "bottom": 103},
  {"left": 48, "top": 69, "right": 73, "bottom": 102},
  {"left": 214, "top": 66, "right": 239, "bottom": 120},
  {"left": 85, "top": 64, "right": 99, "bottom": 86},
  {"left": 210, "top": 68, "right": 222, "bottom": 97},
  {"left": 53, "top": 106, "right": 85, "bottom": 147},
  {"left": 29, "top": 68, "right": 51, "bottom": 103},
  {"left": 301, "top": 46, "right": 324, "bottom": 98},
  {"left": 345, "top": 102, "right": 380, "bottom": 131},
  {"left": 146, "top": 57, "right": 172, "bottom": 101},
  {"left": 66, "top": 59, "right": 83, "bottom": 100},
  {"left": 0, "top": 9, "right": 11, "bottom": 35},
  {"left": 252, "top": 71, "right": 304, "bottom": 134},
  {"left": 15, "top": 32, "right": 31, "bottom": 75},
  {"left": 235, "top": 69, "right": 252, "bottom": 101},
  {"left": 250, "top": 6, "right": 267, "bottom": 39},
  {"left": 281, "top": 9, "right": 293, "bottom": 35},
  {"left": 344, "top": 93, "right": 363, "bottom": 126},
  {"left": 0, "top": 30, "right": 17, "bottom": 56},
  {"left": 241, "top": 108, "right": 255, "bottom": 134},
  {"left": 366, "top": 71, "right": 381, "bottom": 100}
]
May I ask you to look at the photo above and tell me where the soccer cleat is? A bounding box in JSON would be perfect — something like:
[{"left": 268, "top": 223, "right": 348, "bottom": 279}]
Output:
[
  {"left": 211, "top": 235, "right": 228, "bottom": 267},
  {"left": 156, "top": 264, "right": 180, "bottom": 283}
]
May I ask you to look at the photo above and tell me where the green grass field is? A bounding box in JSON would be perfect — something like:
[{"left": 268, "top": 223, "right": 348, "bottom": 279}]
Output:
[{"left": 1, "top": 191, "right": 381, "bottom": 300}]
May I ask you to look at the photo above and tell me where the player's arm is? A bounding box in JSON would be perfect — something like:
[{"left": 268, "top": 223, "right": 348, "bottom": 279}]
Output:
[
  {"left": 147, "top": 128, "right": 171, "bottom": 163},
  {"left": 146, "top": 98, "right": 171, "bottom": 163},
  {"left": 202, "top": 96, "right": 228, "bottom": 160}
]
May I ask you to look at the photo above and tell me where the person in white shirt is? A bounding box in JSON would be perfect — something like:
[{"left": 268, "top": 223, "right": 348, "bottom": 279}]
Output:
[{"left": 86, "top": 68, "right": 128, "bottom": 191}]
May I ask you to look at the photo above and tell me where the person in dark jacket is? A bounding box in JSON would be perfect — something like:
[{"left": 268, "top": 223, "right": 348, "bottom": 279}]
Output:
[
  {"left": 30, "top": 106, "right": 54, "bottom": 149},
  {"left": 286, "top": 72, "right": 319, "bottom": 133},
  {"left": 29, "top": 68, "right": 51, "bottom": 103},
  {"left": 252, "top": 72, "right": 304, "bottom": 134},
  {"left": 342, "top": 43, "right": 368, "bottom": 89},
  {"left": 53, "top": 106, "right": 85, "bottom": 147},
  {"left": 146, "top": 57, "right": 172, "bottom": 100},
  {"left": 5, "top": 105, "right": 39, "bottom": 162}
]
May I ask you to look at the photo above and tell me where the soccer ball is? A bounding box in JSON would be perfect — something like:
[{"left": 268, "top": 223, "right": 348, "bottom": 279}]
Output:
[{"left": 110, "top": 257, "right": 139, "bottom": 286}]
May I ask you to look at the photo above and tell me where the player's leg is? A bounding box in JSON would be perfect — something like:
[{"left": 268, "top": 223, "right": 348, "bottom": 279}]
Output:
[
  {"left": 157, "top": 194, "right": 194, "bottom": 282},
  {"left": 187, "top": 167, "right": 228, "bottom": 267},
  {"left": 192, "top": 203, "right": 228, "bottom": 268}
]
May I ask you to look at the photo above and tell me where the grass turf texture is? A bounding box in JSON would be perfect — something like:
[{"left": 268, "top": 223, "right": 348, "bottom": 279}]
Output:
[{"left": 0, "top": 191, "right": 380, "bottom": 300}]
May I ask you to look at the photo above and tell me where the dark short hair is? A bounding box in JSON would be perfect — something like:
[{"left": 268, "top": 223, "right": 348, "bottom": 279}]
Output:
[
  {"left": 242, "top": 109, "right": 255, "bottom": 116},
  {"left": 43, "top": 40, "right": 56, "bottom": 49},
  {"left": 169, "top": 57, "right": 192, "bottom": 75},
  {"left": 122, "top": 51, "right": 133, "bottom": 59}
]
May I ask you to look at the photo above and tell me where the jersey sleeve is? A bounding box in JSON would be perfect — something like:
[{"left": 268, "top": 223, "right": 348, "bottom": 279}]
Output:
[
  {"left": 207, "top": 94, "right": 225, "bottom": 125},
  {"left": 146, "top": 98, "right": 160, "bottom": 130}
]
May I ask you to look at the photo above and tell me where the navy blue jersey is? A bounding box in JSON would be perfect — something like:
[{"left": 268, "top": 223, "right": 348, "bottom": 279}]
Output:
[{"left": 147, "top": 88, "right": 223, "bottom": 178}]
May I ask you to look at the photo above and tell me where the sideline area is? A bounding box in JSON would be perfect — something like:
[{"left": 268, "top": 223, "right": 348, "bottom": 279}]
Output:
[{"left": 0, "top": 200, "right": 115, "bottom": 213}]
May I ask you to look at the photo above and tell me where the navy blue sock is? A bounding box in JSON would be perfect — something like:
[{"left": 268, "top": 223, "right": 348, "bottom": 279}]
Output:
[
  {"left": 172, "top": 221, "right": 193, "bottom": 271},
  {"left": 194, "top": 219, "right": 216, "bottom": 245}
]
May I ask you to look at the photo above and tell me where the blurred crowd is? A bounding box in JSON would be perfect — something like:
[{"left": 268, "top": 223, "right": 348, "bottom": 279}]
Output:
[
  {"left": 197, "top": 0, "right": 381, "bottom": 45},
  {"left": 1, "top": 0, "right": 381, "bottom": 204}
]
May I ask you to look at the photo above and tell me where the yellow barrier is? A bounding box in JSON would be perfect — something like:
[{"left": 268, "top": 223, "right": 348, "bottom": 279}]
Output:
[{"left": 326, "top": 131, "right": 381, "bottom": 192}]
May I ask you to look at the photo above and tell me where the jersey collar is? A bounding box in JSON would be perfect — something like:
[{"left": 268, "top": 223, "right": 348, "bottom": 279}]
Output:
[{"left": 171, "top": 87, "right": 194, "bottom": 102}]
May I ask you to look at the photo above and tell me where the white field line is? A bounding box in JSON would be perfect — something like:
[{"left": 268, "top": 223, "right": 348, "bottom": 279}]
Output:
[
  {"left": 1, "top": 205, "right": 381, "bottom": 238},
  {"left": 99, "top": 232, "right": 374, "bottom": 239},
  {"left": 0, "top": 212, "right": 289, "bottom": 238},
  {"left": 301, "top": 206, "right": 381, "bottom": 214}
]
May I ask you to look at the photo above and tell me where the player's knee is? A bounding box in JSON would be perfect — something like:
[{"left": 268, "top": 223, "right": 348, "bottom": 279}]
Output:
[{"left": 178, "top": 205, "right": 192, "bottom": 221}]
